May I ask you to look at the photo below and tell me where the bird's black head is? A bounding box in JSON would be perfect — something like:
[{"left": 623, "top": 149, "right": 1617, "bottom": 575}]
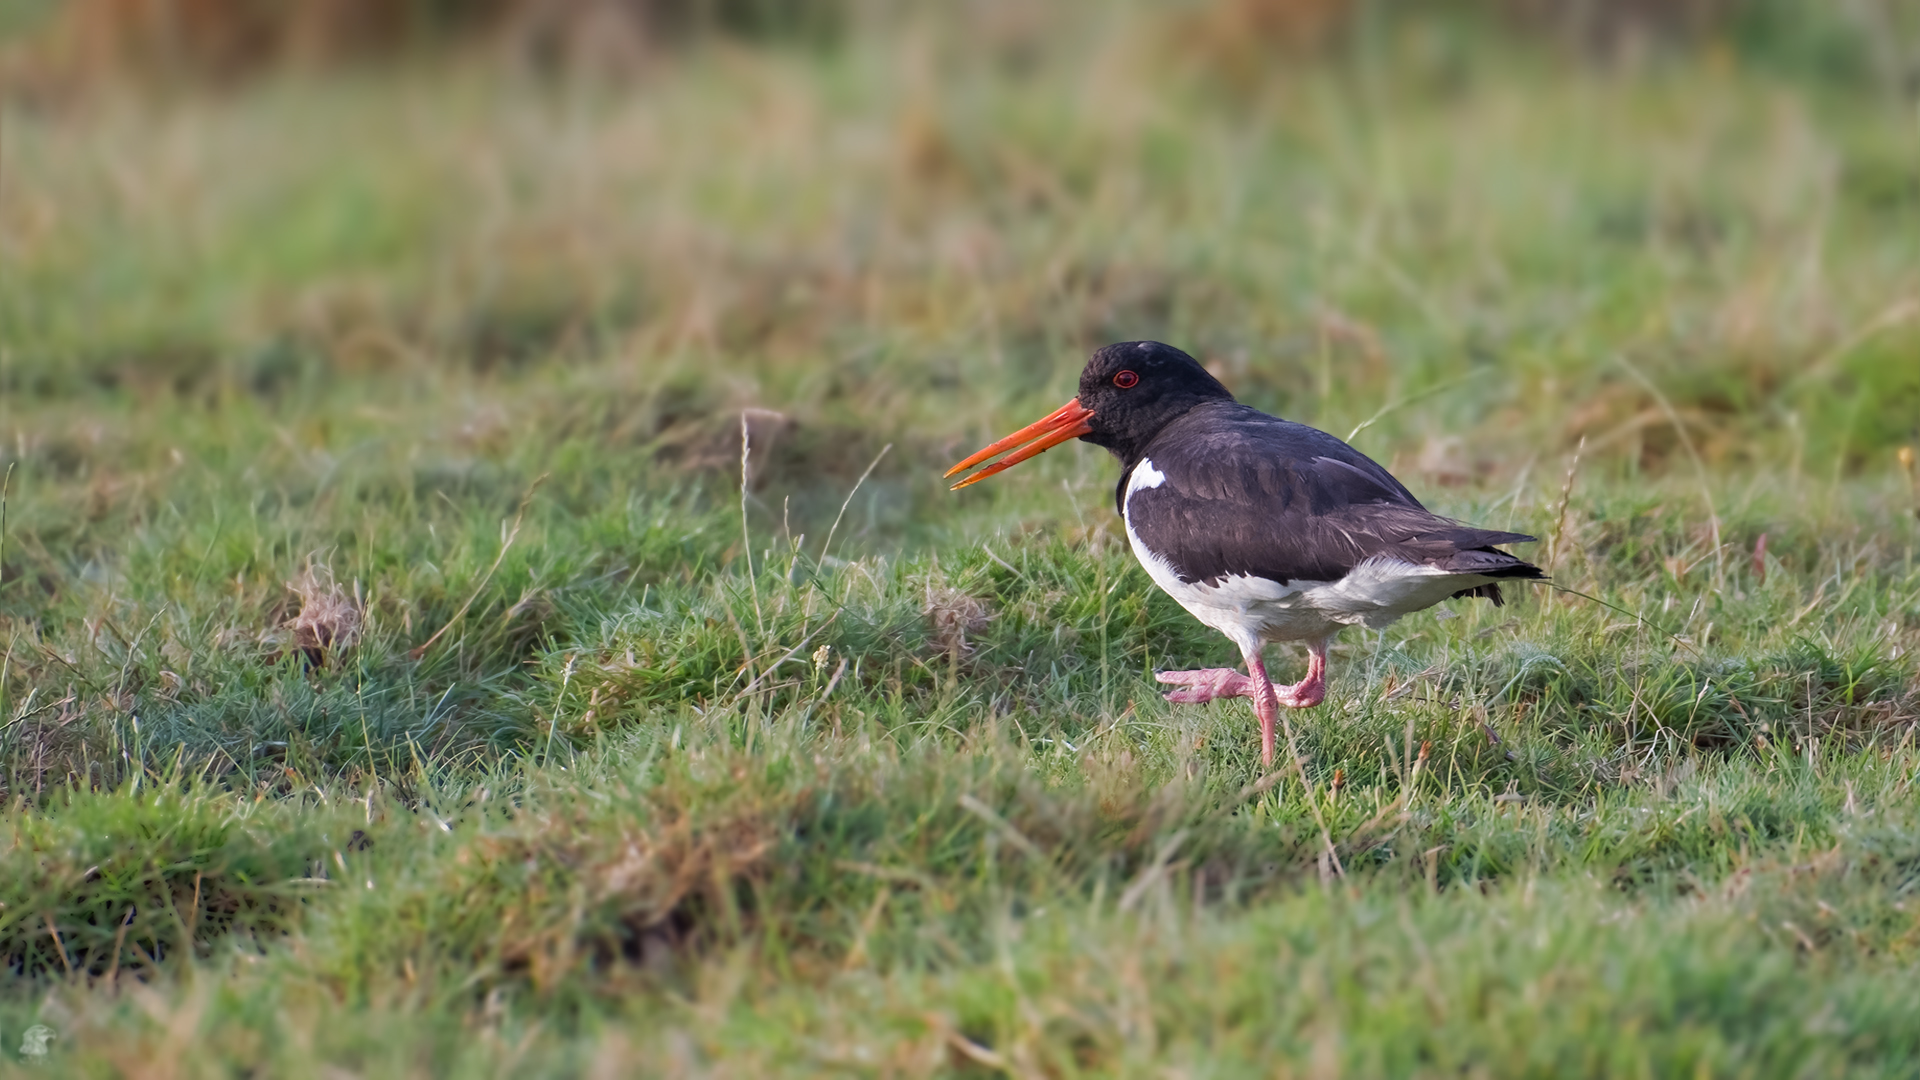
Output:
[
  {"left": 1075, "top": 341, "right": 1235, "bottom": 461},
  {"left": 945, "top": 341, "right": 1236, "bottom": 489}
]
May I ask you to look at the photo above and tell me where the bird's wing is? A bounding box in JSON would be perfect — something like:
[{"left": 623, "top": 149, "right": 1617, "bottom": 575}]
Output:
[{"left": 1121, "top": 404, "right": 1540, "bottom": 587}]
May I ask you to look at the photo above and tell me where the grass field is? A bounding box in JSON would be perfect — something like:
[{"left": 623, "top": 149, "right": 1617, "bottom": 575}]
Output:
[{"left": 3, "top": 4, "right": 1920, "bottom": 1075}]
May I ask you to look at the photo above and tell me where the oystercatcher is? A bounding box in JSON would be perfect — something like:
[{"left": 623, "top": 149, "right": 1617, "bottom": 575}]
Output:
[{"left": 947, "top": 341, "right": 1543, "bottom": 766}]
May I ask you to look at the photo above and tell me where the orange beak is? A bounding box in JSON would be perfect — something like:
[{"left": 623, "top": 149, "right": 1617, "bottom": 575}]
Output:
[{"left": 945, "top": 398, "right": 1096, "bottom": 490}]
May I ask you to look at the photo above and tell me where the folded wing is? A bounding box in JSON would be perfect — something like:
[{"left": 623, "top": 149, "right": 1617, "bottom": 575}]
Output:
[{"left": 1121, "top": 403, "right": 1544, "bottom": 597}]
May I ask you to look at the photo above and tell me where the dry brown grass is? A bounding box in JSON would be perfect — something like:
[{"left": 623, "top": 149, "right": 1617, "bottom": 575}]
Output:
[
  {"left": 283, "top": 568, "right": 362, "bottom": 668},
  {"left": 923, "top": 585, "right": 991, "bottom": 658}
]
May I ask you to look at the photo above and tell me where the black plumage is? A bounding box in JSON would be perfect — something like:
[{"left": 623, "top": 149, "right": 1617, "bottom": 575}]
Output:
[{"left": 1117, "top": 400, "right": 1542, "bottom": 601}]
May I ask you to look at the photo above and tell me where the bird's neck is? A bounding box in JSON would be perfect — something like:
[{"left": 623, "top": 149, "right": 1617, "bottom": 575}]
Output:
[{"left": 1095, "top": 398, "right": 1232, "bottom": 468}]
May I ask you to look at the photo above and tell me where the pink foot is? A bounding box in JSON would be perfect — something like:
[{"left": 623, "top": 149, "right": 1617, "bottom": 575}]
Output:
[
  {"left": 1155, "top": 668, "right": 1257, "bottom": 704},
  {"left": 1162, "top": 639, "right": 1331, "bottom": 768},
  {"left": 1157, "top": 668, "right": 1325, "bottom": 707},
  {"left": 1275, "top": 675, "right": 1326, "bottom": 709}
]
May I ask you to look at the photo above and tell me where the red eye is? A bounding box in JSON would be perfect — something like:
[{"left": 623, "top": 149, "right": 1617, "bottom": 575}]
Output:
[{"left": 1113, "top": 370, "right": 1139, "bottom": 388}]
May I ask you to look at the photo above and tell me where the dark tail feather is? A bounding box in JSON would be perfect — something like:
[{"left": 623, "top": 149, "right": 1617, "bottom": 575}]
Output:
[
  {"left": 1405, "top": 527, "right": 1544, "bottom": 605},
  {"left": 1444, "top": 544, "right": 1546, "bottom": 606}
]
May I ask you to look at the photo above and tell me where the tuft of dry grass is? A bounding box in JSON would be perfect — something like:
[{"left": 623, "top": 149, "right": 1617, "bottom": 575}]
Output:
[
  {"left": 283, "top": 568, "right": 363, "bottom": 667},
  {"left": 923, "top": 585, "right": 992, "bottom": 658}
]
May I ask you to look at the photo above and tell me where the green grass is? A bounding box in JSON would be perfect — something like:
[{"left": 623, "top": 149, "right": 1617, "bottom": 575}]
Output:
[{"left": 3, "top": 4, "right": 1920, "bottom": 1075}]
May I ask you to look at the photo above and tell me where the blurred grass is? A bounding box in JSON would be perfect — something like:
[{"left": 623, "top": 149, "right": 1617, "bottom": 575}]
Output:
[{"left": 1, "top": 1, "right": 1919, "bottom": 1075}]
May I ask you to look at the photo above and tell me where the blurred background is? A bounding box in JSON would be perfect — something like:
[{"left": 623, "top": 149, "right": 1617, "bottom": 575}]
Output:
[{"left": 0, "top": 0, "right": 1917, "bottom": 541}]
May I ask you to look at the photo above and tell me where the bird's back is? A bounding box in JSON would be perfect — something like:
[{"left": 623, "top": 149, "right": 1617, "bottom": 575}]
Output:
[{"left": 1120, "top": 401, "right": 1542, "bottom": 591}]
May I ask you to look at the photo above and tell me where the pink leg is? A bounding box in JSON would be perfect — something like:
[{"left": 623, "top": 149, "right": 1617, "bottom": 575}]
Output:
[
  {"left": 1242, "top": 649, "right": 1282, "bottom": 766},
  {"left": 1157, "top": 639, "right": 1330, "bottom": 767}
]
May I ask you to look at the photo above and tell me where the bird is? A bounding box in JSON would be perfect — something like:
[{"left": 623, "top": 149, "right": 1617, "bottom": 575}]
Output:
[{"left": 946, "top": 341, "right": 1544, "bottom": 767}]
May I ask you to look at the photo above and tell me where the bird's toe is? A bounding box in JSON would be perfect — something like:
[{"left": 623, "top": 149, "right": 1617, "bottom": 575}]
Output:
[
  {"left": 1162, "top": 687, "right": 1217, "bottom": 704},
  {"left": 1156, "top": 668, "right": 1250, "bottom": 703},
  {"left": 1274, "top": 680, "right": 1327, "bottom": 708},
  {"left": 1154, "top": 667, "right": 1237, "bottom": 686}
]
